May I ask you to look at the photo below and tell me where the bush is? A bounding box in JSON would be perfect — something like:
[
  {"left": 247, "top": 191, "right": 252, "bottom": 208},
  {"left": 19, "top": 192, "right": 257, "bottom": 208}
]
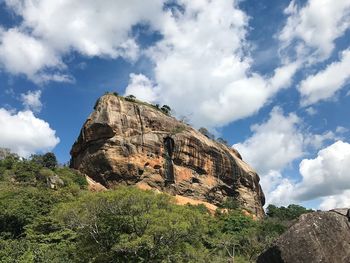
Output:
[
  {"left": 42, "top": 153, "right": 58, "bottom": 169},
  {"left": 199, "top": 127, "right": 215, "bottom": 140},
  {"left": 125, "top": 94, "right": 136, "bottom": 102},
  {"left": 55, "top": 187, "right": 211, "bottom": 262},
  {"left": 161, "top": 105, "right": 171, "bottom": 115},
  {"left": 55, "top": 167, "right": 88, "bottom": 189},
  {"left": 266, "top": 204, "right": 314, "bottom": 221}
]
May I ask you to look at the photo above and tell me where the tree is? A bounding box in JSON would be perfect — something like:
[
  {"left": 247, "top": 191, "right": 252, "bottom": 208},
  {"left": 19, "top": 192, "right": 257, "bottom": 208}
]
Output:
[
  {"left": 125, "top": 94, "right": 136, "bottom": 102},
  {"left": 161, "top": 105, "right": 171, "bottom": 115},
  {"left": 42, "top": 153, "right": 58, "bottom": 169},
  {"left": 199, "top": 127, "right": 215, "bottom": 140},
  {"left": 56, "top": 187, "right": 211, "bottom": 262},
  {"left": 30, "top": 153, "right": 58, "bottom": 170},
  {"left": 217, "top": 137, "right": 229, "bottom": 146},
  {"left": 266, "top": 204, "right": 313, "bottom": 220}
]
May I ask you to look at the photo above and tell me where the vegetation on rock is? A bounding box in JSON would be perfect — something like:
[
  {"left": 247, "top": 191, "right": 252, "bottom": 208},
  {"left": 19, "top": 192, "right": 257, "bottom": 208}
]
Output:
[{"left": 0, "top": 149, "right": 314, "bottom": 262}]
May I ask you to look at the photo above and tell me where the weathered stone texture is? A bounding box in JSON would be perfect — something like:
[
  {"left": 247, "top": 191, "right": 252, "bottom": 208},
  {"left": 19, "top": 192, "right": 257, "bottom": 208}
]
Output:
[
  {"left": 70, "top": 94, "right": 265, "bottom": 217},
  {"left": 257, "top": 210, "right": 350, "bottom": 263}
]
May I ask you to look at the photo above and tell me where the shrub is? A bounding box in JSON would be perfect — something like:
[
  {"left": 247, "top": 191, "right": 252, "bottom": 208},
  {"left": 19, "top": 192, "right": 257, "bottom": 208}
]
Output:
[
  {"left": 266, "top": 204, "right": 314, "bottom": 221},
  {"left": 55, "top": 187, "right": 211, "bottom": 262},
  {"left": 125, "top": 94, "right": 136, "bottom": 102},
  {"left": 161, "top": 104, "right": 171, "bottom": 115}
]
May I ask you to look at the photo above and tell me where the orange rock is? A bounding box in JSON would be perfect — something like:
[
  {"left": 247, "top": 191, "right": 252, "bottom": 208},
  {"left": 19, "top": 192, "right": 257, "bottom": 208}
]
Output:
[{"left": 70, "top": 94, "right": 265, "bottom": 218}]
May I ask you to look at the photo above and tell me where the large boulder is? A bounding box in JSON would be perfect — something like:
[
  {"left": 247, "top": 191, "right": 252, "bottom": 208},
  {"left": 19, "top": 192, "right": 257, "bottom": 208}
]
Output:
[
  {"left": 70, "top": 94, "right": 265, "bottom": 218},
  {"left": 257, "top": 209, "right": 350, "bottom": 263}
]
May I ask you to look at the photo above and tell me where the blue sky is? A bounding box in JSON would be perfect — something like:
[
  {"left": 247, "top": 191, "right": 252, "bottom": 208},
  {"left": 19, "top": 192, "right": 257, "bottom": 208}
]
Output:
[{"left": 0, "top": 0, "right": 350, "bottom": 210}]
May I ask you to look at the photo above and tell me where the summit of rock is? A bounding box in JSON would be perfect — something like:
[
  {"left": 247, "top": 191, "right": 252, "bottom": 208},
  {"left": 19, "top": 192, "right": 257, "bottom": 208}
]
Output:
[{"left": 70, "top": 94, "right": 265, "bottom": 217}]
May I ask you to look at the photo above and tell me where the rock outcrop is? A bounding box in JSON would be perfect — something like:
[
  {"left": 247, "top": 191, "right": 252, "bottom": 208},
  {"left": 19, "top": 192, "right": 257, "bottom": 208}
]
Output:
[
  {"left": 257, "top": 209, "right": 350, "bottom": 263},
  {"left": 70, "top": 94, "right": 265, "bottom": 217}
]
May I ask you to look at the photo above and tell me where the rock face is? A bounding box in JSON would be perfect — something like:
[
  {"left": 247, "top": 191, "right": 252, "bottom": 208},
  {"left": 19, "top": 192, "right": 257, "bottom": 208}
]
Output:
[
  {"left": 257, "top": 209, "right": 350, "bottom": 263},
  {"left": 70, "top": 94, "right": 265, "bottom": 217}
]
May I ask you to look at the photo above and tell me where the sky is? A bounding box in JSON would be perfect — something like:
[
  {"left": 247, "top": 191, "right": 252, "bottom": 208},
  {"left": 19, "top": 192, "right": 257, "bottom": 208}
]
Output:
[{"left": 0, "top": 0, "right": 349, "bottom": 210}]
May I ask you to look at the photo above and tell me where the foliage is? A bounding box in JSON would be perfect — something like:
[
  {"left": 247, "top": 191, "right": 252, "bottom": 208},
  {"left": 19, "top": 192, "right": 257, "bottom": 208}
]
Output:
[
  {"left": 55, "top": 187, "right": 211, "bottom": 262},
  {"left": 198, "top": 127, "right": 215, "bottom": 140},
  {"left": 160, "top": 104, "right": 171, "bottom": 115},
  {"left": 125, "top": 94, "right": 136, "bottom": 102},
  {"left": 31, "top": 152, "right": 58, "bottom": 169},
  {"left": 266, "top": 204, "right": 314, "bottom": 221},
  {"left": 217, "top": 137, "right": 229, "bottom": 147},
  {"left": 171, "top": 124, "right": 186, "bottom": 135},
  {"left": 0, "top": 150, "right": 314, "bottom": 262}
]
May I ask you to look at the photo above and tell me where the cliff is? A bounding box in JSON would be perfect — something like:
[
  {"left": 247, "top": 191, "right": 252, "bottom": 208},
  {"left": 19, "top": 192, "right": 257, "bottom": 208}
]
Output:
[{"left": 70, "top": 94, "right": 265, "bottom": 217}]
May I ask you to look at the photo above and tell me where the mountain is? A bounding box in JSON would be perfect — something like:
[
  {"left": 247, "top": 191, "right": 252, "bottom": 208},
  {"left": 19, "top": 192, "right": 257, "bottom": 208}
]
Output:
[{"left": 70, "top": 93, "right": 265, "bottom": 218}]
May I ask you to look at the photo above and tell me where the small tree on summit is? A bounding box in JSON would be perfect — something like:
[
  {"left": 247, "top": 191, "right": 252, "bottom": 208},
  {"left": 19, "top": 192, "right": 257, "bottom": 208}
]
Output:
[
  {"left": 125, "top": 94, "right": 136, "bottom": 102},
  {"left": 161, "top": 105, "right": 171, "bottom": 115},
  {"left": 199, "top": 127, "right": 215, "bottom": 140}
]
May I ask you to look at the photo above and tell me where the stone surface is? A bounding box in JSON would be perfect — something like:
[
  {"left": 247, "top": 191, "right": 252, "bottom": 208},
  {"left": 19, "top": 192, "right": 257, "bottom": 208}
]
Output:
[
  {"left": 70, "top": 94, "right": 265, "bottom": 217},
  {"left": 257, "top": 210, "right": 350, "bottom": 263}
]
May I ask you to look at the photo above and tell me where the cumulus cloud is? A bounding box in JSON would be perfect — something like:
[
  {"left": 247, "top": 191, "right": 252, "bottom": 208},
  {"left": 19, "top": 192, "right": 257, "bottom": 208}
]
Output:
[
  {"left": 297, "top": 141, "right": 350, "bottom": 201},
  {"left": 1, "top": 0, "right": 167, "bottom": 81},
  {"left": 319, "top": 190, "right": 350, "bottom": 210},
  {"left": 0, "top": 28, "right": 65, "bottom": 82},
  {"left": 261, "top": 140, "right": 350, "bottom": 208},
  {"left": 124, "top": 74, "right": 158, "bottom": 103},
  {"left": 1, "top": 0, "right": 300, "bottom": 125},
  {"left": 0, "top": 108, "right": 60, "bottom": 157},
  {"left": 233, "top": 107, "right": 337, "bottom": 206},
  {"left": 20, "top": 90, "right": 42, "bottom": 113},
  {"left": 278, "top": 0, "right": 350, "bottom": 108},
  {"left": 299, "top": 49, "right": 350, "bottom": 106},
  {"left": 233, "top": 107, "right": 304, "bottom": 205},
  {"left": 125, "top": 0, "right": 299, "bottom": 128},
  {"left": 279, "top": 0, "right": 350, "bottom": 61},
  {"left": 234, "top": 107, "right": 303, "bottom": 175}
]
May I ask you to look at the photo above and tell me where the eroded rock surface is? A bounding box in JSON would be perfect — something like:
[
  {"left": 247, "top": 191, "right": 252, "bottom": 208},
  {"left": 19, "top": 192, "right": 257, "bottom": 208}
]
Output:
[
  {"left": 257, "top": 209, "right": 350, "bottom": 263},
  {"left": 70, "top": 94, "right": 265, "bottom": 217}
]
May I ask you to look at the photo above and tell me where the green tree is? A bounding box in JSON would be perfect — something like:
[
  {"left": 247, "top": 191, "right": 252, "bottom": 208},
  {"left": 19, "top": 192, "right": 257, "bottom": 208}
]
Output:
[
  {"left": 161, "top": 104, "right": 171, "bottom": 115},
  {"left": 198, "top": 127, "right": 215, "bottom": 140},
  {"left": 42, "top": 152, "right": 58, "bottom": 169},
  {"left": 125, "top": 94, "right": 136, "bottom": 102},
  {"left": 266, "top": 204, "right": 313, "bottom": 221},
  {"left": 56, "top": 187, "right": 211, "bottom": 262}
]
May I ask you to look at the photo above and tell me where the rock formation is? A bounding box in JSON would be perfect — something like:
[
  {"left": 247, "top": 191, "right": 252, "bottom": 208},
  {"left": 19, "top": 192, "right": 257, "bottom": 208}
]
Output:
[
  {"left": 70, "top": 94, "right": 265, "bottom": 217},
  {"left": 257, "top": 209, "right": 350, "bottom": 263}
]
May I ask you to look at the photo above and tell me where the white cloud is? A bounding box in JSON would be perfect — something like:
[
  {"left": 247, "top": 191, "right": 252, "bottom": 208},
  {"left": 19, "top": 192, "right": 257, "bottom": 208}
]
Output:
[
  {"left": 262, "top": 140, "right": 350, "bottom": 208},
  {"left": 0, "top": 0, "right": 167, "bottom": 80},
  {"left": 234, "top": 107, "right": 304, "bottom": 176},
  {"left": 0, "top": 108, "right": 60, "bottom": 157},
  {"left": 233, "top": 107, "right": 304, "bottom": 205},
  {"left": 305, "top": 107, "right": 317, "bottom": 116},
  {"left": 233, "top": 107, "right": 338, "bottom": 206},
  {"left": 130, "top": 0, "right": 299, "bottom": 128},
  {"left": 297, "top": 140, "right": 350, "bottom": 201},
  {"left": 304, "top": 131, "right": 335, "bottom": 150},
  {"left": 124, "top": 74, "right": 158, "bottom": 103},
  {"left": 1, "top": 0, "right": 300, "bottom": 123},
  {"left": 336, "top": 126, "right": 348, "bottom": 134},
  {"left": 319, "top": 190, "right": 350, "bottom": 210},
  {"left": 299, "top": 49, "right": 350, "bottom": 106},
  {"left": 20, "top": 90, "right": 42, "bottom": 113},
  {"left": 0, "top": 28, "right": 64, "bottom": 81},
  {"left": 279, "top": 0, "right": 350, "bottom": 61}
]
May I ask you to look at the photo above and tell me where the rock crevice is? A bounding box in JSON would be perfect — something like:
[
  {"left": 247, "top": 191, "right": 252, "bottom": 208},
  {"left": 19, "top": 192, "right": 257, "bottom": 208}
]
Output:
[{"left": 70, "top": 94, "right": 265, "bottom": 217}]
